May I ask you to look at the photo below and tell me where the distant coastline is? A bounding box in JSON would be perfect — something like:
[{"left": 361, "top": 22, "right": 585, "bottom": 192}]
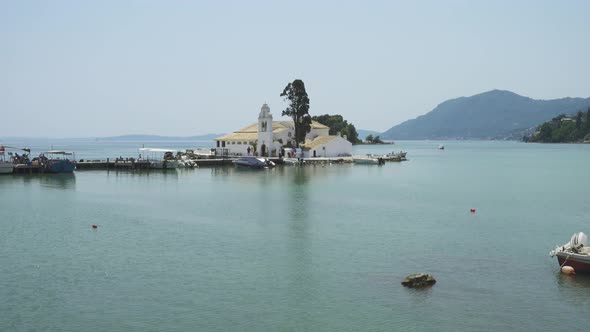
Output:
[
  {"left": 96, "top": 134, "right": 224, "bottom": 141},
  {"left": 1, "top": 134, "right": 224, "bottom": 141}
]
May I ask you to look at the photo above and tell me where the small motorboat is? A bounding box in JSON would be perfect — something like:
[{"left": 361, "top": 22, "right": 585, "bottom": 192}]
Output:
[
  {"left": 233, "top": 156, "right": 275, "bottom": 169},
  {"left": 42, "top": 150, "right": 77, "bottom": 173},
  {"left": 353, "top": 156, "right": 384, "bottom": 165},
  {"left": 282, "top": 158, "right": 300, "bottom": 166},
  {"left": 550, "top": 232, "right": 590, "bottom": 273},
  {"left": 438, "top": 144, "right": 445, "bottom": 150},
  {"left": 383, "top": 152, "right": 405, "bottom": 161},
  {"left": 138, "top": 148, "right": 179, "bottom": 169}
]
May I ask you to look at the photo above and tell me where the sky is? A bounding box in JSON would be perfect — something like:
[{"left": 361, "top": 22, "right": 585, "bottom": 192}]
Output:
[{"left": 1, "top": 0, "right": 589, "bottom": 137}]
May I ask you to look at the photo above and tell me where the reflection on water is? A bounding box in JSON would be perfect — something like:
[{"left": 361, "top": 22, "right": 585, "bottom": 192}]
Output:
[
  {"left": 6, "top": 174, "right": 77, "bottom": 190},
  {"left": 403, "top": 285, "right": 434, "bottom": 305},
  {"left": 555, "top": 271, "right": 590, "bottom": 306},
  {"left": 286, "top": 167, "right": 312, "bottom": 321},
  {"left": 105, "top": 169, "right": 179, "bottom": 181},
  {"left": 292, "top": 167, "right": 309, "bottom": 186},
  {"left": 39, "top": 173, "right": 76, "bottom": 190},
  {"left": 210, "top": 166, "right": 232, "bottom": 177}
]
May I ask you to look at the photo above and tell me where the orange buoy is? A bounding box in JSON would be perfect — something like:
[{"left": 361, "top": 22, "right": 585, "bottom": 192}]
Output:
[
  {"left": 92, "top": 224, "right": 98, "bottom": 229},
  {"left": 470, "top": 208, "right": 476, "bottom": 213},
  {"left": 561, "top": 266, "right": 575, "bottom": 274}
]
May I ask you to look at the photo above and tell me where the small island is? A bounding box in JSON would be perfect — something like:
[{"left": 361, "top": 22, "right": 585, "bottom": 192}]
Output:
[{"left": 359, "top": 134, "right": 393, "bottom": 145}]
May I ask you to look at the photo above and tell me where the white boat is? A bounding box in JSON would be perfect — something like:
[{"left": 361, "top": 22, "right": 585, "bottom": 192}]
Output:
[
  {"left": 177, "top": 155, "right": 197, "bottom": 168},
  {"left": 193, "top": 148, "right": 214, "bottom": 158},
  {"left": 550, "top": 232, "right": 590, "bottom": 273},
  {"left": 0, "top": 156, "right": 12, "bottom": 173},
  {"left": 138, "top": 148, "right": 179, "bottom": 169},
  {"left": 369, "top": 152, "right": 404, "bottom": 162},
  {"left": 182, "top": 148, "right": 214, "bottom": 159},
  {"left": 353, "top": 156, "right": 384, "bottom": 165},
  {"left": 233, "top": 156, "right": 275, "bottom": 169},
  {"left": 0, "top": 145, "right": 22, "bottom": 174},
  {"left": 438, "top": 144, "right": 445, "bottom": 150},
  {"left": 282, "top": 158, "right": 300, "bottom": 165}
]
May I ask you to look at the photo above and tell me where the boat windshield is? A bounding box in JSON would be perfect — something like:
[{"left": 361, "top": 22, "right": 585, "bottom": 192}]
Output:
[{"left": 138, "top": 148, "right": 177, "bottom": 161}]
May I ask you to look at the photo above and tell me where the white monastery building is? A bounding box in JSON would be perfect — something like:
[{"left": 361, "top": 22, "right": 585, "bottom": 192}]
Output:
[{"left": 214, "top": 104, "right": 352, "bottom": 158}]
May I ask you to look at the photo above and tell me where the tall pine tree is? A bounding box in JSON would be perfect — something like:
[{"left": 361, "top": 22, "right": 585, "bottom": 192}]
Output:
[{"left": 280, "top": 79, "right": 311, "bottom": 147}]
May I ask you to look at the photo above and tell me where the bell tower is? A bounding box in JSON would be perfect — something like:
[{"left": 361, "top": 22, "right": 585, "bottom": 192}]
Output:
[{"left": 257, "top": 103, "right": 273, "bottom": 157}]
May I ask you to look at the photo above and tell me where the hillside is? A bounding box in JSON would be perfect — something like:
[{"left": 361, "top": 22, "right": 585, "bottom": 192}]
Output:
[
  {"left": 381, "top": 90, "right": 590, "bottom": 140},
  {"left": 526, "top": 111, "right": 590, "bottom": 143}
]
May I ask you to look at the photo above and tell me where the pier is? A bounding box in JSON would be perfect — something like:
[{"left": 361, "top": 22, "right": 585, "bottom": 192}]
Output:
[
  {"left": 75, "top": 157, "right": 265, "bottom": 170},
  {"left": 9, "top": 155, "right": 401, "bottom": 174},
  {"left": 13, "top": 164, "right": 45, "bottom": 174},
  {"left": 76, "top": 159, "right": 152, "bottom": 170}
]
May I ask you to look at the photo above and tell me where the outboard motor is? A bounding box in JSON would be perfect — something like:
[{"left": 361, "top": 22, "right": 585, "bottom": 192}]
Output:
[
  {"left": 569, "top": 232, "right": 588, "bottom": 252},
  {"left": 550, "top": 232, "right": 588, "bottom": 257}
]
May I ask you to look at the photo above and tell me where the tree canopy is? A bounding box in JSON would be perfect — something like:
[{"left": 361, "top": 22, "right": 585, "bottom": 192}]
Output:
[
  {"left": 365, "top": 135, "right": 384, "bottom": 144},
  {"left": 311, "top": 114, "right": 361, "bottom": 144},
  {"left": 525, "top": 108, "right": 590, "bottom": 143},
  {"left": 281, "top": 79, "right": 311, "bottom": 147}
]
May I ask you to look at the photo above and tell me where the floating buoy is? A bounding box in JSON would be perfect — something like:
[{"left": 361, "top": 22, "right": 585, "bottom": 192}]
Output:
[
  {"left": 470, "top": 208, "right": 476, "bottom": 213},
  {"left": 92, "top": 224, "right": 98, "bottom": 229},
  {"left": 561, "top": 266, "right": 575, "bottom": 275}
]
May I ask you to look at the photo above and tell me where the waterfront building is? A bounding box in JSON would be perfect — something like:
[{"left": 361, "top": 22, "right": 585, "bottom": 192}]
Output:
[{"left": 214, "top": 104, "right": 352, "bottom": 157}]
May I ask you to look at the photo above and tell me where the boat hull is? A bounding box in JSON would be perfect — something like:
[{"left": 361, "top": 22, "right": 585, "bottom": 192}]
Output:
[
  {"left": 45, "top": 160, "right": 76, "bottom": 173},
  {"left": 557, "top": 252, "right": 590, "bottom": 273},
  {"left": 353, "top": 157, "right": 384, "bottom": 165},
  {"left": 0, "top": 162, "right": 13, "bottom": 174},
  {"left": 233, "top": 157, "right": 271, "bottom": 169},
  {"left": 150, "top": 160, "right": 178, "bottom": 169}
]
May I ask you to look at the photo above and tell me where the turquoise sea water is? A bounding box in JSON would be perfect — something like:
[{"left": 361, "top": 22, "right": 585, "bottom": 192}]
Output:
[{"left": 1, "top": 140, "right": 590, "bottom": 331}]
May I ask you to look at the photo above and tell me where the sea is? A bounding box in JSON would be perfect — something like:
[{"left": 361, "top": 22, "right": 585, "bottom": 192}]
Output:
[{"left": 1, "top": 139, "right": 590, "bottom": 331}]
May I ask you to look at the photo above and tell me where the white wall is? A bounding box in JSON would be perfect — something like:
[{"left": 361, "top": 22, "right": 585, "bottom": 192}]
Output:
[
  {"left": 215, "top": 141, "right": 255, "bottom": 156},
  {"left": 304, "top": 137, "right": 352, "bottom": 158}
]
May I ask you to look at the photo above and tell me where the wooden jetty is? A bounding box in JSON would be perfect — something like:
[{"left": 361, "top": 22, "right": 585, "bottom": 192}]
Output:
[
  {"left": 76, "top": 159, "right": 152, "bottom": 170},
  {"left": 12, "top": 156, "right": 371, "bottom": 173}
]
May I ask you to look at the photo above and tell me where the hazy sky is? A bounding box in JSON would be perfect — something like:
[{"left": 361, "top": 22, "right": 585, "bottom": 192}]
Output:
[{"left": 1, "top": 0, "right": 589, "bottom": 137}]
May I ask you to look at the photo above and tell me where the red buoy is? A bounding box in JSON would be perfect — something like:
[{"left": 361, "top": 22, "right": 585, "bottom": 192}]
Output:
[
  {"left": 92, "top": 224, "right": 98, "bottom": 229},
  {"left": 470, "top": 208, "right": 476, "bottom": 213}
]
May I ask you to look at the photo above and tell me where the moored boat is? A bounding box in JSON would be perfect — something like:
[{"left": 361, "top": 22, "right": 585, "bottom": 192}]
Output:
[
  {"left": 282, "top": 158, "right": 299, "bottom": 165},
  {"left": 550, "top": 232, "right": 590, "bottom": 273},
  {"left": 353, "top": 156, "right": 385, "bottom": 165},
  {"left": 0, "top": 145, "right": 14, "bottom": 174},
  {"left": 41, "top": 151, "right": 76, "bottom": 173},
  {"left": 138, "top": 148, "right": 179, "bottom": 169},
  {"left": 233, "top": 156, "right": 275, "bottom": 169}
]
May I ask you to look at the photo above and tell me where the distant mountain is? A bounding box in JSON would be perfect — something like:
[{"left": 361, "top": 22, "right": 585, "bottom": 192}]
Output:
[
  {"left": 97, "top": 134, "right": 222, "bottom": 141},
  {"left": 381, "top": 90, "right": 590, "bottom": 140},
  {"left": 357, "top": 129, "right": 381, "bottom": 140}
]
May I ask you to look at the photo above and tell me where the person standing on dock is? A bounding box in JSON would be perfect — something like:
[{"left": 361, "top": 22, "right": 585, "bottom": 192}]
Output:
[{"left": 247, "top": 146, "right": 251, "bottom": 156}]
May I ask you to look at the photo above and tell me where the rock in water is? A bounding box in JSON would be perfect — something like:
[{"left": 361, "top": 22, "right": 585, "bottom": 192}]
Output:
[{"left": 401, "top": 273, "right": 436, "bottom": 288}]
